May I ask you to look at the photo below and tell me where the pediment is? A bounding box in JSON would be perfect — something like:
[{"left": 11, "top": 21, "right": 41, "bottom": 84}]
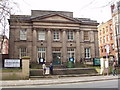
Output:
[
  {"left": 31, "top": 13, "right": 80, "bottom": 23},
  {"left": 43, "top": 15, "right": 72, "bottom": 21}
]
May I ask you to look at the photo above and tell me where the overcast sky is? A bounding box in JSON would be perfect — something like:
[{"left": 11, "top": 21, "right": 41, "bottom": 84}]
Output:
[{"left": 12, "top": 0, "right": 118, "bottom": 23}]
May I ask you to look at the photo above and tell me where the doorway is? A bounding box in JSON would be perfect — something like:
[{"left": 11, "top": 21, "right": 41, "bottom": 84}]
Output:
[{"left": 52, "top": 53, "right": 61, "bottom": 65}]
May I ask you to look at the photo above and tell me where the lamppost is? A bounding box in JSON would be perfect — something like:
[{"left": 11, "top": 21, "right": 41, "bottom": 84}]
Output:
[{"left": 115, "top": 24, "right": 120, "bottom": 65}]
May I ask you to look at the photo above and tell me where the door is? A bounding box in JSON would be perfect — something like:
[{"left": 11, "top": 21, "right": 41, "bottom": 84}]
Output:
[{"left": 52, "top": 53, "right": 61, "bottom": 65}]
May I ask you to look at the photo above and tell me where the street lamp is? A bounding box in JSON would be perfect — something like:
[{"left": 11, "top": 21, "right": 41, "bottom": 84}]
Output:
[{"left": 115, "top": 24, "right": 120, "bottom": 64}]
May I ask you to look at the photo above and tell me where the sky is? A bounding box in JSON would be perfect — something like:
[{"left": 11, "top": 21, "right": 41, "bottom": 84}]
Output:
[{"left": 12, "top": 0, "right": 117, "bottom": 23}]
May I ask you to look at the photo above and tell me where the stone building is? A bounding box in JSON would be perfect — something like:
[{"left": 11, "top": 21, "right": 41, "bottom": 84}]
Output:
[{"left": 9, "top": 10, "right": 99, "bottom": 64}]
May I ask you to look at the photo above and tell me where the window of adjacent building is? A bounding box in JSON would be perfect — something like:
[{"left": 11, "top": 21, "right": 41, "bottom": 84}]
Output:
[
  {"left": 110, "top": 33, "right": 113, "bottom": 40},
  {"left": 37, "top": 48, "right": 46, "bottom": 63},
  {"left": 53, "top": 30, "right": 60, "bottom": 41},
  {"left": 101, "top": 47, "right": 103, "bottom": 53},
  {"left": 84, "top": 31, "right": 89, "bottom": 41},
  {"left": 19, "top": 47, "right": 27, "bottom": 58},
  {"left": 85, "top": 48, "right": 91, "bottom": 58},
  {"left": 106, "top": 35, "right": 109, "bottom": 42},
  {"left": 109, "top": 24, "right": 112, "bottom": 31},
  {"left": 111, "top": 44, "right": 114, "bottom": 50},
  {"left": 106, "top": 26, "right": 108, "bottom": 32},
  {"left": 67, "top": 31, "right": 74, "bottom": 40},
  {"left": 100, "top": 37, "right": 102, "bottom": 44},
  {"left": 104, "top": 45, "right": 106, "bottom": 52},
  {"left": 67, "top": 48, "right": 75, "bottom": 60},
  {"left": 103, "top": 28, "right": 105, "bottom": 34},
  {"left": 38, "top": 31, "right": 45, "bottom": 40},
  {"left": 99, "top": 30, "right": 102, "bottom": 35},
  {"left": 103, "top": 36, "right": 106, "bottom": 43},
  {"left": 20, "top": 29, "right": 27, "bottom": 40}
]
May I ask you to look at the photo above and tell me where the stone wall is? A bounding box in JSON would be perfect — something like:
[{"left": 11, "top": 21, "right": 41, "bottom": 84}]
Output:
[{"left": 2, "top": 58, "right": 30, "bottom": 80}]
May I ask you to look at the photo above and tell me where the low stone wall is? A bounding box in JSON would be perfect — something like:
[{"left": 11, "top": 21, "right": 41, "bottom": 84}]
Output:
[
  {"left": 30, "top": 68, "right": 98, "bottom": 76},
  {"left": 2, "top": 72, "right": 27, "bottom": 80},
  {"left": 1, "top": 58, "right": 30, "bottom": 80}
]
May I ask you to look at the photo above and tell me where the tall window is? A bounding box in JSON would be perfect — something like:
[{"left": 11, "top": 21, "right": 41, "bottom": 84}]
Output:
[
  {"left": 67, "top": 31, "right": 74, "bottom": 40},
  {"left": 19, "top": 47, "right": 27, "bottom": 58},
  {"left": 53, "top": 31, "right": 60, "bottom": 41},
  {"left": 20, "top": 29, "right": 27, "bottom": 40},
  {"left": 103, "top": 28, "right": 105, "bottom": 34},
  {"left": 84, "top": 31, "right": 89, "bottom": 41},
  {"left": 103, "top": 36, "right": 106, "bottom": 43},
  {"left": 37, "top": 48, "right": 46, "bottom": 62},
  {"left": 111, "top": 44, "right": 114, "bottom": 50},
  {"left": 110, "top": 33, "right": 113, "bottom": 40},
  {"left": 38, "top": 31, "right": 45, "bottom": 40},
  {"left": 67, "top": 48, "right": 75, "bottom": 60},
  {"left": 85, "top": 48, "right": 91, "bottom": 58}
]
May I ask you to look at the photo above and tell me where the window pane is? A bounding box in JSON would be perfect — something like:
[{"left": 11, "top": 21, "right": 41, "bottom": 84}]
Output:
[
  {"left": 20, "top": 29, "right": 27, "bottom": 40},
  {"left": 84, "top": 31, "right": 89, "bottom": 41},
  {"left": 85, "top": 48, "right": 91, "bottom": 58},
  {"left": 68, "top": 31, "right": 74, "bottom": 40},
  {"left": 38, "top": 31, "right": 45, "bottom": 40},
  {"left": 53, "top": 31, "right": 59, "bottom": 40},
  {"left": 19, "top": 47, "right": 27, "bottom": 58}
]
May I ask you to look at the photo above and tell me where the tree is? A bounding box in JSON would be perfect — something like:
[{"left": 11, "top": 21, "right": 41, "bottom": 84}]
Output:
[{"left": 0, "top": 0, "right": 18, "bottom": 54}]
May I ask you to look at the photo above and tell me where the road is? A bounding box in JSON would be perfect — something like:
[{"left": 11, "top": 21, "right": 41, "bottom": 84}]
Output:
[{"left": 3, "top": 79, "right": 119, "bottom": 88}]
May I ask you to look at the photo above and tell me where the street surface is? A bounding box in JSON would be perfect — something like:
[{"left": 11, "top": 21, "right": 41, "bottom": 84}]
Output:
[{"left": 2, "top": 79, "right": 118, "bottom": 88}]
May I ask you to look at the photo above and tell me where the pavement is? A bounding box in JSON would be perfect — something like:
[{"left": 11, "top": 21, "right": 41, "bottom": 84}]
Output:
[{"left": 0, "top": 74, "right": 119, "bottom": 87}]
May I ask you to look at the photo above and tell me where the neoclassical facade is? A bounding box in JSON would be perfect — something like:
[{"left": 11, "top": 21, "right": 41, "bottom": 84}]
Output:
[{"left": 9, "top": 10, "right": 99, "bottom": 64}]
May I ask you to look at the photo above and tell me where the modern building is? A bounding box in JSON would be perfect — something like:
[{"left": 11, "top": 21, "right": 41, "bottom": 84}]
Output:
[
  {"left": 98, "top": 19, "right": 116, "bottom": 58},
  {"left": 111, "top": 1, "right": 120, "bottom": 62},
  {"left": 0, "top": 35, "right": 8, "bottom": 54},
  {"left": 9, "top": 10, "right": 99, "bottom": 64}
]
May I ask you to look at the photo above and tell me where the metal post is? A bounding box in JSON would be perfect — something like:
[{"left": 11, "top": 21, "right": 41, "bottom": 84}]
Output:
[{"left": 115, "top": 24, "right": 120, "bottom": 65}]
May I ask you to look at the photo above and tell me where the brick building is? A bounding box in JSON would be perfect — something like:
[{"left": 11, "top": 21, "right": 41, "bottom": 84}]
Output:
[
  {"left": 98, "top": 19, "right": 116, "bottom": 58},
  {"left": 9, "top": 10, "right": 99, "bottom": 64},
  {"left": 0, "top": 35, "right": 8, "bottom": 54},
  {"left": 111, "top": 1, "right": 120, "bottom": 61}
]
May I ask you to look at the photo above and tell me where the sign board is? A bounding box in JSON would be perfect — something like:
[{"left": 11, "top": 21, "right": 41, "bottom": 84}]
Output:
[
  {"left": 69, "top": 58, "right": 74, "bottom": 62},
  {"left": 4, "top": 59, "right": 21, "bottom": 68},
  {"left": 93, "top": 58, "right": 100, "bottom": 66}
]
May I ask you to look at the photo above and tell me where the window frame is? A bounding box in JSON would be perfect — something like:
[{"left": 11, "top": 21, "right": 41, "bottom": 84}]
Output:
[
  {"left": 19, "top": 47, "right": 27, "bottom": 58},
  {"left": 38, "top": 31, "right": 46, "bottom": 41},
  {"left": 53, "top": 30, "right": 60, "bottom": 41},
  {"left": 85, "top": 48, "right": 91, "bottom": 59},
  {"left": 67, "top": 30, "right": 74, "bottom": 41},
  {"left": 84, "top": 31, "right": 89, "bottom": 41},
  {"left": 20, "top": 29, "right": 27, "bottom": 40}
]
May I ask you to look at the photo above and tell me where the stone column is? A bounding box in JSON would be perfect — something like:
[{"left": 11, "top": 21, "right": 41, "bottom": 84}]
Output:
[
  {"left": 32, "top": 29, "right": 37, "bottom": 62},
  {"left": 76, "top": 30, "right": 80, "bottom": 62},
  {"left": 62, "top": 29, "right": 67, "bottom": 63},
  {"left": 80, "top": 31, "right": 84, "bottom": 42},
  {"left": 47, "top": 29, "right": 52, "bottom": 63}
]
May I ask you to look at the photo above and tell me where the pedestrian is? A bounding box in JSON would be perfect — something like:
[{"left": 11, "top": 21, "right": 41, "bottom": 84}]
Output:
[
  {"left": 112, "top": 60, "right": 117, "bottom": 76},
  {"left": 42, "top": 63, "right": 46, "bottom": 75},
  {"left": 49, "top": 62, "right": 53, "bottom": 75}
]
